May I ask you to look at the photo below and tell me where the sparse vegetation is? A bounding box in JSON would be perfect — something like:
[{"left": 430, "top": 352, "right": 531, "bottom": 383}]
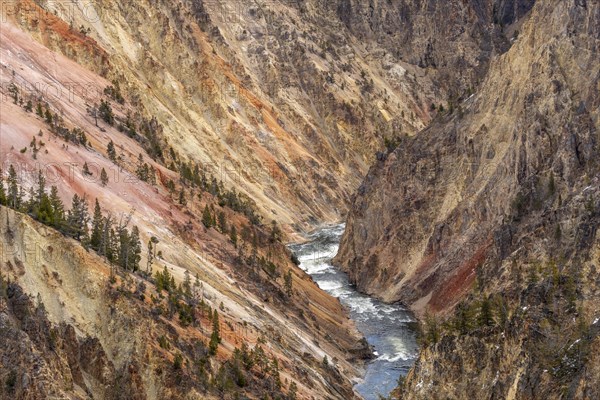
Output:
[
  {"left": 100, "top": 168, "right": 109, "bottom": 186},
  {"left": 1, "top": 165, "right": 142, "bottom": 272},
  {"left": 104, "top": 81, "right": 125, "bottom": 104},
  {"left": 98, "top": 99, "right": 115, "bottom": 125}
]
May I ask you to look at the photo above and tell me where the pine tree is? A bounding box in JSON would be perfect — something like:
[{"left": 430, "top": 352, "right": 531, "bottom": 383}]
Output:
[
  {"left": 0, "top": 169, "right": 6, "bottom": 206},
  {"left": 271, "top": 357, "right": 282, "bottom": 390},
  {"left": 105, "top": 225, "right": 117, "bottom": 263},
  {"left": 35, "top": 170, "right": 45, "bottom": 207},
  {"left": 107, "top": 140, "right": 117, "bottom": 162},
  {"left": 156, "top": 265, "right": 172, "bottom": 293},
  {"left": 67, "top": 194, "right": 89, "bottom": 241},
  {"left": 98, "top": 214, "right": 113, "bottom": 258},
  {"left": 44, "top": 108, "right": 53, "bottom": 125},
  {"left": 18, "top": 187, "right": 27, "bottom": 212},
  {"left": 128, "top": 226, "right": 142, "bottom": 271},
  {"left": 136, "top": 154, "right": 149, "bottom": 182},
  {"left": 82, "top": 162, "right": 92, "bottom": 176},
  {"left": 100, "top": 168, "right": 109, "bottom": 187},
  {"left": 229, "top": 225, "right": 237, "bottom": 247},
  {"left": 49, "top": 186, "right": 65, "bottom": 230},
  {"left": 7, "top": 165, "right": 21, "bottom": 209},
  {"left": 36, "top": 102, "right": 44, "bottom": 117},
  {"left": 98, "top": 99, "right": 114, "bottom": 125},
  {"left": 149, "top": 166, "right": 156, "bottom": 185},
  {"left": 118, "top": 228, "right": 130, "bottom": 269},
  {"left": 454, "top": 302, "right": 473, "bottom": 334},
  {"left": 90, "top": 199, "right": 103, "bottom": 251},
  {"left": 478, "top": 296, "right": 494, "bottom": 327},
  {"left": 25, "top": 187, "right": 36, "bottom": 214},
  {"left": 183, "top": 270, "right": 192, "bottom": 299},
  {"left": 209, "top": 309, "right": 221, "bottom": 355},
  {"left": 218, "top": 211, "right": 227, "bottom": 234},
  {"left": 178, "top": 188, "right": 186, "bottom": 206},
  {"left": 33, "top": 172, "right": 53, "bottom": 225},
  {"left": 202, "top": 205, "right": 212, "bottom": 228},
  {"left": 239, "top": 342, "right": 254, "bottom": 371},
  {"left": 37, "top": 193, "right": 54, "bottom": 226},
  {"left": 253, "top": 345, "right": 268, "bottom": 373}
]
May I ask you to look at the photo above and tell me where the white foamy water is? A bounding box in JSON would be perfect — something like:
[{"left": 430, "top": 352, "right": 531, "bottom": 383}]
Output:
[
  {"left": 289, "top": 225, "right": 419, "bottom": 400},
  {"left": 299, "top": 259, "right": 336, "bottom": 275},
  {"left": 317, "top": 280, "right": 345, "bottom": 292}
]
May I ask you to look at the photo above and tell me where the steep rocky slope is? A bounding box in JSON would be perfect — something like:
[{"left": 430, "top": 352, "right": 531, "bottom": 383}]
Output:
[
  {"left": 2, "top": 0, "right": 406, "bottom": 228},
  {"left": 0, "top": 219, "right": 370, "bottom": 399},
  {"left": 0, "top": 205, "right": 365, "bottom": 400},
  {"left": 335, "top": 0, "right": 534, "bottom": 97},
  {"left": 0, "top": 10, "right": 370, "bottom": 399},
  {"left": 3, "top": 0, "right": 532, "bottom": 229},
  {"left": 337, "top": 0, "right": 600, "bottom": 398},
  {"left": 336, "top": 0, "right": 599, "bottom": 310}
]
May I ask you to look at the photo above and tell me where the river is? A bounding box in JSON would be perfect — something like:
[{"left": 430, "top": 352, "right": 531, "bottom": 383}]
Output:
[{"left": 289, "top": 225, "right": 419, "bottom": 400}]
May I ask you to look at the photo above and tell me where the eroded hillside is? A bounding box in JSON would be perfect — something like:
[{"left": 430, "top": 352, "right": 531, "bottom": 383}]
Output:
[
  {"left": 0, "top": 206, "right": 369, "bottom": 399},
  {"left": 336, "top": 0, "right": 599, "bottom": 313},
  {"left": 0, "top": 5, "right": 372, "bottom": 398},
  {"left": 336, "top": 0, "right": 600, "bottom": 398},
  {"left": 2, "top": 0, "right": 531, "bottom": 229}
]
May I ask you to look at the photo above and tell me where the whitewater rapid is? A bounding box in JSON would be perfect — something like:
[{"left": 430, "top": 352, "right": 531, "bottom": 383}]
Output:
[{"left": 289, "top": 225, "right": 418, "bottom": 400}]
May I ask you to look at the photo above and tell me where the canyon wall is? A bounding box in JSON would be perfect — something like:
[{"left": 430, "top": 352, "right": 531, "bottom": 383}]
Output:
[
  {"left": 4, "top": 0, "right": 533, "bottom": 230},
  {"left": 336, "top": 0, "right": 598, "bottom": 311},
  {"left": 337, "top": 0, "right": 600, "bottom": 397}
]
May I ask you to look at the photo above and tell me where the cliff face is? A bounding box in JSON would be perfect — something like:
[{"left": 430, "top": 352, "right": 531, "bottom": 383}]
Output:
[
  {"left": 336, "top": 0, "right": 599, "bottom": 309},
  {"left": 3, "top": 0, "right": 421, "bottom": 228},
  {"left": 337, "top": 0, "right": 600, "bottom": 397},
  {"left": 334, "top": 0, "right": 534, "bottom": 96}
]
